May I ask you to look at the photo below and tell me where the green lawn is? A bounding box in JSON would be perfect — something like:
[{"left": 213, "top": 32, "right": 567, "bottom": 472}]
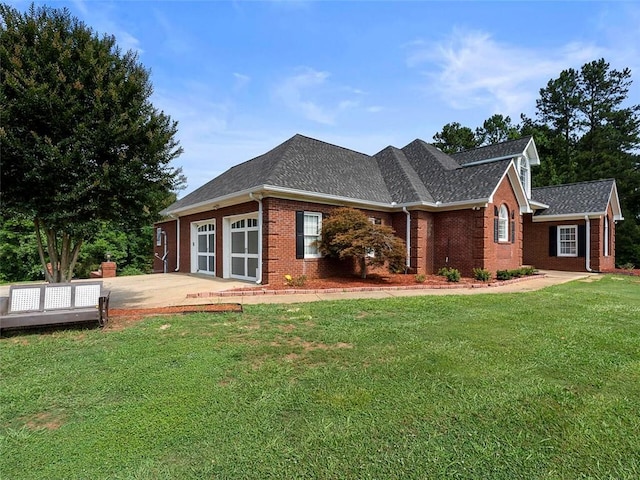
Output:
[{"left": 1, "top": 275, "right": 639, "bottom": 479}]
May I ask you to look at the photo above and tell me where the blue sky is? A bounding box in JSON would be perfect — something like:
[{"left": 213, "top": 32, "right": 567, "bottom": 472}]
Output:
[{"left": 10, "top": 1, "right": 640, "bottom": 195}]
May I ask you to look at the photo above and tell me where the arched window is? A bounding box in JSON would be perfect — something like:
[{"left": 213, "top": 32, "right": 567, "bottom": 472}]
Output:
[{"left": 498, "top": 205, "right": 509, "bottom": 242}]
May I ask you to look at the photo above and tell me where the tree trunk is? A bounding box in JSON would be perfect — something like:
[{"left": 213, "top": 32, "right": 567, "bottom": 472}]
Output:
[
  {"left": 359, "top": 256, "right": 368, "bottom": 279},
  {"left": 33, "top": 218, "right": 83, "bottom": 283}
]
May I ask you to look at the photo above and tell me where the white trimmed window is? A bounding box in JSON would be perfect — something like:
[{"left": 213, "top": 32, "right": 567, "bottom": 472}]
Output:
[
  {"left": 518, "top": 156, "right": 530, "bottom": 195},
  {"left": 558, "top": 225, "right": 578, "bottom": 257},
  {"left": 498, "top": 205, "right": 509, "bottom": 242},
  {"left": 304, "top": 212, "right": 322, "bottom": 258}
]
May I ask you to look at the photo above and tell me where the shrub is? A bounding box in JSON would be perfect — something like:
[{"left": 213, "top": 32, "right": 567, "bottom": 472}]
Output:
[
  {"left": 472, "top": 268, "right": 491, "bottom": 282},
  {"left": 415, "top": 274, "right": 426, "bottom": 283},
  {"left": 445, "top": 268, "right": 461, "bottom": 283},
  {"left": 619, "top": 262, "right": 635, "bottom": 270},
  {"left": 496, "top": 267, "right": 536, "bottom": 281},
  {"left": 520, "top": 266, "right": 537, "bottom": 276},
  {"left": 118, "top": 265, "right": 146, "bottom": 276},
  {"left": 437, "top": 266, "right": 451, "bottom": 276},
  {"left": 496, "top": 270, "right": 511, "bottom": 281}
]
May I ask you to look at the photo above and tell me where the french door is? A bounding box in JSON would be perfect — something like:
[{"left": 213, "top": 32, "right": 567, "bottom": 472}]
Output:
[
  {"left": 229, "top": 216, "right": 259, "bottom": 281},
  {"left": 195, "top": 222, "right": 215, "bottom": 275}
]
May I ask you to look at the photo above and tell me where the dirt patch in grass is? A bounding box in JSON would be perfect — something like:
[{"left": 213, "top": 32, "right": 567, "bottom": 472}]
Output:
[
  {"left": 269, "top": 336, "right": 353, "bottom": 351},
  {"left": 23, "top": 412, "right": 65, "bottom": 431},
  {"left": 106, "top": 304, "right": 242, "bottom": 331}
]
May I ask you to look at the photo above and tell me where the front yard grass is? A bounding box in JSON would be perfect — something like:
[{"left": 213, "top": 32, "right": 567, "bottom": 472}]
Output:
[{"left": 1, "top": 275, "right": 639, "bottom": 479}]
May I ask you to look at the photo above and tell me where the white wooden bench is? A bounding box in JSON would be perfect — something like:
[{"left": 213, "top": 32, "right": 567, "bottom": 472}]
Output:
[{"left": 0, "top": 281, "right": 110, "bottom": 332}]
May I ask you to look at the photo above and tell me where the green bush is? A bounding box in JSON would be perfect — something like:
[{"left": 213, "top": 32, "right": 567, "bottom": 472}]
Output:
[
  {"left": 619, "top": 262, "right": 635, "bottom": 270},
  {"left": 118, "top": 265, "right": 146, "bottom": 277},
  {"left": 445, "top": 268, "right": 461, "bottom": 283},
  {"left": 496, "top": 267, "right": 537, "bottom": 281},
  {"left": 437, "top": 266, "right": 451, "bottom": 276},
  {"left": 415, "top": 274, "right": 426, "bottom": 283},
  {"left": 496, "top": 270, "right": 511, "bottom": 281},
  {"left": 520, "top": 266, "right": 537, "bottom": 276},
  {"left": 472, "top": 268, "right": 491, "bottom": 282}
]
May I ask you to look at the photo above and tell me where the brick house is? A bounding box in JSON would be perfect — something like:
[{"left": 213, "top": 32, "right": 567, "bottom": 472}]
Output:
[{"left": 154, "top": 134, "right": 623, "bottom": 283}]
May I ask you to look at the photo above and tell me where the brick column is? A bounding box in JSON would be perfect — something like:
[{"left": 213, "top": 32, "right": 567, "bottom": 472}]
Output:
[{"left": 100, "top": 261, "right": 117, "bottom": 278}]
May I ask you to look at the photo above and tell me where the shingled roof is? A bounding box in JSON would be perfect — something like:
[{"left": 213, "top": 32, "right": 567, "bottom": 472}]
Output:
[
  {"left": 451, "top": 136, "right": 536, "bottom": 165},
  {"left": 163, "top": 133, "right": 532, "bottom": 216},
  {"left": 165, "top": 134, "right": 393, "bottom": 213},
  {"left": 532, "top": 179, "right": 620, "bottom": 218}
]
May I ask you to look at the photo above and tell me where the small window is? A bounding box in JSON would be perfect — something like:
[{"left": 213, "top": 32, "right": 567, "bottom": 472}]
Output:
[
  {"left": 518, "top": 156, "right": 529, "bottom": 194},
  {"left": 558, "top": 225, "right": 578, "bottom": 257},
  {"left": 498, "top": 205, "right": 509, "bottom": 242},
  {"left": 303, "top": 212, "right": 322, "bottom": 258}
]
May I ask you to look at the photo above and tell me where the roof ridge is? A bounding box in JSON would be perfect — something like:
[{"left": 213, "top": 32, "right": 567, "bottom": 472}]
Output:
[
  {"left": 532, "top": 178, "right": 615, "bottom": 190},
  {"left": 454, "top": 135, "right": 532, "bottom": 156},
  {"left": 375, "top": 146, "right": 432, "bottom": 202},
  {"left": 291, "top": 133, "right": 370, "bottom": 157}
]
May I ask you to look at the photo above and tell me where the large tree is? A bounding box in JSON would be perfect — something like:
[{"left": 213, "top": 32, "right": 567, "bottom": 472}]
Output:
[
  {"left": 432, "top": 122, "right": 480, "bottom": 154},
  {"left": 0, "top": 4, "right": 183, "bottom": 282},
  {"left": 535, "top": 59, "right": 640, "bottom": 266}
]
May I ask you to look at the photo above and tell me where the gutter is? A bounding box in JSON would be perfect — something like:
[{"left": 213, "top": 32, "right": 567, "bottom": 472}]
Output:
[
  {"left": 585, "top": 215, "right": 592, "bottom": 272},
  {"left": 174, "top": 217, "right": 180, "bottom": 272},
  {"left": 402, "top": 207, "right": 411, "bottom": 270},
  {"left": 250, "top": 192, "right": 263, "bottom": 284}
]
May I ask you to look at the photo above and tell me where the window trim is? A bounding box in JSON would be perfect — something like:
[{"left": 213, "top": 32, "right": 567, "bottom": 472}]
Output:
[
  {"left": 498, "top": 205, "right": 509, "bottom": 242},
  {"left": 558, "top": 225, "right": 578, "bottom": 257},
  {"left": 518, "top": 156, "right": 530, "bottom": 197},
  {"left": 303, "top": 211, "right": 322, "bottom": 259}
]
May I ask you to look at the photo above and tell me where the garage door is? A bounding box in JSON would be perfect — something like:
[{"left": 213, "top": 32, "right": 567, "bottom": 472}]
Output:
[{"left": 230, "top": 217, "right": 258, "bottom": 281}]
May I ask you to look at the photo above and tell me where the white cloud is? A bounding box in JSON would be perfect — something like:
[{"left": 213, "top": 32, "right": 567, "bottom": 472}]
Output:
[
  {"left": 69, "top": 1, "right": 143, "bottom": 54},
  {"left": 272, "top": 67, "right": 362, "bottom": 125},
  {"left": 233, "top": 73, "right": 251, "bottom": 92},
  {"left": 406, "top": 29, "right": 604, "bottom": 117},
  {"left": 273, "top": 67, "right": 335, "bottom": 124}
]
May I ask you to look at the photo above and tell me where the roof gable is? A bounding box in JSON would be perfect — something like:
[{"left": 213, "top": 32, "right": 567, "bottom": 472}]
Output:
[
  {"left": 531, "top": 179, "right": 622, "bottom": 220},
  {"left": 451, "top": 136, "right": 539, "bottom": 166}
]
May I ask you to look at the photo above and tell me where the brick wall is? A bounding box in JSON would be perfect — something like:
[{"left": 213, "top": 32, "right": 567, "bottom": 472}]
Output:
[
  {"left": 155, "top": 177, "right": 529, "bottom": 281},
  {"left": 432, "top": 177, "right": 522, "bottom": 277},
  {"left": 262, "top": 198, "right": 396, "bottom": 284},
  {"left": 482, "top": 178, "right": 523, "bottom": 274},
  {"left": 523, "top": 205, "right": 616, "bottom": 272}
]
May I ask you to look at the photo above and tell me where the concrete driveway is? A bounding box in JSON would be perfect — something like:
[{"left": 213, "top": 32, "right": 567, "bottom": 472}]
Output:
[{"left": 1, "top": 270, "right": 593, "bottom": 309}]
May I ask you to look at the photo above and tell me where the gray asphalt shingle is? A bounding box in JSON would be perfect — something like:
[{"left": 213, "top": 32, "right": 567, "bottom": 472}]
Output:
[
  {"left": 451, "top": 136, "right": 533, "bottom": 165},
  {"left": 532, "top": 179, "right": 615, "bottom": 216},
  {"left": 164, "top": 133, "right": 533, "bottom": 214}
]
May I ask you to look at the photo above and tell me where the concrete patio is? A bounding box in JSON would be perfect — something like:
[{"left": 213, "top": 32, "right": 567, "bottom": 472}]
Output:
[{"left": 1, "top": 270, "right": 595, "bottom": 309}]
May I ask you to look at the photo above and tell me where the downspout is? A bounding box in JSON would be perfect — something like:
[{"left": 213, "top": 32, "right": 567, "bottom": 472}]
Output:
[
  {"left": 250, "top": 193, "right": 263, "bottom": 284},
  {"left": 174, "top": 217, "right": 181, "bottom": 272},
  {"left": 584, "top": 215, "right": 592, "bottom": 272},
  {"left": 402, "top": 207, "right": 411, "bottom": 271}
]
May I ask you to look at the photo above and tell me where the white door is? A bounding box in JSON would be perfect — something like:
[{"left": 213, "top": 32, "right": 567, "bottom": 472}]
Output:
[
  {"left": 229, "top": 217, "right": 259, "bottom": 281},
  {"left": 195, "top": 222, "right": 215, "bottom": 275}
]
